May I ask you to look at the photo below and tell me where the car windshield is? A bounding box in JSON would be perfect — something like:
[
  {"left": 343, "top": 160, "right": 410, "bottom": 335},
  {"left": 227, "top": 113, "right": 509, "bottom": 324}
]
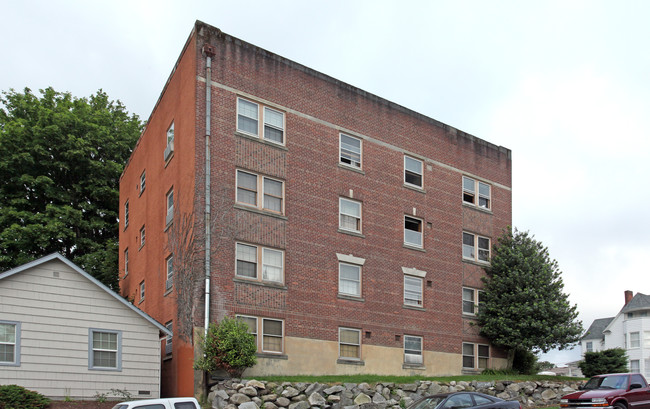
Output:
[
  {"left": 411, "top": 397, "right": 446, "bottom": 409},
  {"left": 584, "top": 375, "right": 629, "bottom": 390}
]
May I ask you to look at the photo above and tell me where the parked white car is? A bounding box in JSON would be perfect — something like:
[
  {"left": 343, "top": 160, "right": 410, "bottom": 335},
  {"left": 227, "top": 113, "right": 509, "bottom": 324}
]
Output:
[{"left": 111, "top": 397, "right": 200, "bottom": 409}]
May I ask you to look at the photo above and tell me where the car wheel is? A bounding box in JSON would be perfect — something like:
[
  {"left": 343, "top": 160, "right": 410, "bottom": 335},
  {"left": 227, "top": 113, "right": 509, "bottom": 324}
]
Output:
[{"left": 614, "top": 402, "right": 626, "bottom": 409}]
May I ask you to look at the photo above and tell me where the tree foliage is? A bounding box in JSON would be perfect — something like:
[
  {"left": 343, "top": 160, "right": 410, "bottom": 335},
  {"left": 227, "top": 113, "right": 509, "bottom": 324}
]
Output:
[
  {"left": 477, "top": 227, "right": 583, "bottom": 358},
  {"left": 579, "top": 348, "right": 628, "bottom": 377},
  {"left": 0, "top": 87, "right": 142, "bottom": 288},
  {"left": 194, "top": 317, "right": 257, "bottom": 379}
]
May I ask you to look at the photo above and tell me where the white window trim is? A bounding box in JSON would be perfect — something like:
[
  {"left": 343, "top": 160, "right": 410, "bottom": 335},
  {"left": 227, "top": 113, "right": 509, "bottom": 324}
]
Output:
[
  {"left": 124, "top": 200, "right": 129, "bottom": 228},
  {"left": 339, "top": 197, "right": 362, "bottom": 233},
  {"left": 236, "top": 170, "right": 285, "bottom": 215},
  {"left": 123, "top": 248, "right": 129, "bottom": 277},
  {"left": 404, "top": 156, "right": 424, "bottom": 188},
  {"left": 237, "top": 97, "right": 286, "bottom": 145},
  {"left": 338, "top": 261, "right": 362, "bottom": 297},
  {"left": 140, "top": 170, "right": 146, "bottom": 194},
  {"left": 88, "top": 328, "right": 122, "bottom": 371},
  {"left": 140, "top": 225, "right": 145, "bottom": 248},
  {"left": 402, "top": 267, "right": 426, "bottom": 278},
  {"left": 166, "top": 188, "right": 174, "bottom": 225},
  {"left": 336, "top": 253, "right": 366, "bottom": 265},
  {"left": 339, "top": 327, "right": 361, "bottom": 361},
  {"left": 462, "top": 176, "right": 491, "bottom": 210},
  {"left": 462, "top": 342, "right": 490, "bottom": 370},
  {"left": 165, "top": 322, "right": 172, "bottom": 356},
  {"left": 139, "top": 281, "right": 145, "bottom": 302},
  {"left": 462, "top": 232, "right": 491, "bottom": 263},
  {"left": 404, "top": 275, "right": 423, "bottom": 307},
  {"left": 404, "top": 335, "right": 423, "bottom": 365},
  {"left": 339, "top": 133, "right": 362, "bottom": 169},
  {"left": 630, "top": 331, "right": 641, "bottom": 348},
  {"left": 261, "top": 318, "right": 284, "bottom": 354},
  {"left": 404, "top": 215, "right": 423, "bottom": 248},
  {"left": 0, "top": 321, "right": 20, "bottom": 366},
  {"left": 166, "top": 255, "right": 173, "bottom": 290},
  {"left": 462, "top": 287, "right": 484, "bottom": 316},
  {"left": 235, "top": 242, "right": 285, "bottom": 284}
]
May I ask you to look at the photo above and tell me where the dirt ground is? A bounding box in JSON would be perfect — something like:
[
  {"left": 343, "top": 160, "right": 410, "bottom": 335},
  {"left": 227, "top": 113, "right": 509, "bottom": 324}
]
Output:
[{"left": 48, "top": 401, "right": 118, "bottom": 409}]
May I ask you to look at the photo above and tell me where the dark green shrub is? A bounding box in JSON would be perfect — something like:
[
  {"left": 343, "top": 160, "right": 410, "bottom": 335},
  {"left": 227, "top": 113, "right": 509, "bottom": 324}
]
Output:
[
  {"left": 513, "top": 347, "right": 538, "bottom": 375},
  {"left": 482, "top": 368, "right": 519, "bottom": 375},
  {"left": 0, "top": 385, "right": 50, "bottom": 409},
  {"left": 579, "top": 348, "right": 628, "bottom": 377}
]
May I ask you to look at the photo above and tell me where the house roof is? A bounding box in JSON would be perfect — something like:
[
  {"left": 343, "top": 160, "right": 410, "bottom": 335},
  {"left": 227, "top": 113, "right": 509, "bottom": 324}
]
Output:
[
  {"left": 0, "top": 253, "right": 171, "bottom": 337},
  {"left": 620, "top": 292, "right": 650, "bottom": 314},
  {"left": 582, "top": 317, "right": 615, "bottom": 340}
]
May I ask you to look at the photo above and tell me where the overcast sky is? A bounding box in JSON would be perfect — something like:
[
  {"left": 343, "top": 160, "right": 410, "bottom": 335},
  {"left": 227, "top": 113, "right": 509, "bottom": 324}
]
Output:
[{"left": 3, "top": 0, "right": 649, "bottom": 366}]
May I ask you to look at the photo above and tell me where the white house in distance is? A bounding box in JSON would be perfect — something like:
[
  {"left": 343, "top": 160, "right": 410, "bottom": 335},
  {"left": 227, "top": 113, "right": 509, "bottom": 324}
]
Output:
[
  {"left": 0, "top": 253, "right": 171, "bottom": 400},
  {"left": 581, "top": 291, "right": 650, "bottom": 377}
]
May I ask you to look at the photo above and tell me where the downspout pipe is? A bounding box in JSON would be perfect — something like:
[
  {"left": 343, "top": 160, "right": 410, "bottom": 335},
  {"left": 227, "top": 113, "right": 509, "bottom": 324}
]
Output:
[{"left": 203, "top": 46, "right": 215, "bottom": 336}]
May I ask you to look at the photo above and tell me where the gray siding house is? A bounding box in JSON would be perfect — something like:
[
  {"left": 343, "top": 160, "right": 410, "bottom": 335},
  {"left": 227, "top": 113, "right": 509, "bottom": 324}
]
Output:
[{"left": 0, "top": 253, "right": 171, "bottom": 400}]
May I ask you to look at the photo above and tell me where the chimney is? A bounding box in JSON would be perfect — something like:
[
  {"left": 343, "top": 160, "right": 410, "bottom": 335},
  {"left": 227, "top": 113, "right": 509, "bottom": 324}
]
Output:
[{"left": 625, "top": 290, "right": 634, "bottom": 305}]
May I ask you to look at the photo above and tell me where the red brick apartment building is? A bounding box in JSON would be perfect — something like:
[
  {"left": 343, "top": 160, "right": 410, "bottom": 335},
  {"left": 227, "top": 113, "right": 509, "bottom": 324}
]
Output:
[{"left": 119, "top": 20, "right": 512, "bottom": 396}]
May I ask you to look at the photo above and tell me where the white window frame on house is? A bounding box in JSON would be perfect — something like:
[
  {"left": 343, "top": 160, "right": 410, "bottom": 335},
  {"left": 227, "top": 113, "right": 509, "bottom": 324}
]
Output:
[
  {"left": 165, "top": 255, "right": 173, "bottom": 291},
  {"left": 462, "top": 342, "right": 489, "bottom": 370},
  {"left": 404, "top": 335, "right": 423, "bottom": 365},
  {"left": 0, "top": 321, "right": 20, "bottom": 366},
  {"left": 88, "top": 328, "right": 121, "bottom": 371},
  {"left": 165, "top": 322, "right": 172, "bottom": 356},
  {"left": 236, "top": 170, "right": 285, "bottom": 215},
  {"left": 339, "top": 133, "right": 362, "bottom": 168},
  {"left": 166, "top": 188, "right": 174, "bottom": 225},
  {"left": 339, "top": 262, "right": 361, "bottom": 297},
  {"left": 462, "top": 232, "right": 490, "bottom": 263},
  {"left": 165, "top": 121, "right": 174, "bottom": 161},
  {"left": 139, "top": 225, "right": 145, "bottom": 248},
  {"left": 124, "top": 200, "right": 129, "bottom": 229},
  {"left": 140, "top": 170, "right": 146, "bottom": 194},
  {"left": 404, "top": 275, "right": 423, "bottom": 307},
  {"left": 631, "top": 331, "right": 641, "bottom": 348},
  {"left": 462, "top": 176, "right": 491, "bottom": 210},
  {"left": 404, "top": 216, "right": 423, "bottom": 248},
  {"left": 123, "top": 248, "right": 129, "bottom": 277},
  {"left": 139, "top": 280, "right": 145, "bottom": 302},
  {"left": 339, "top": 327, "right": 361, "bottom": 361},
  {"left": 236, "top": 315, "right": 284, "bottom": 354},
  {"left": 235, "top": 242, "right": 284, "bottom": 284},
  {"left": 631, "top": 360, "right": 640, "bottom": 373},
  {"left": 339, "top": 198, "right": 362, "bottom": 233},
  {"left": 462, "top": 287, "right": 484, "bottom": 316},
  {"left": 586, "top": 341, "right": 593, "bottom": 352},
  {"left": 236, "top": 97, "right": 286, "bottom": 145},
  {"left": 404, "top": 156, "right": 423, "bottom": 188}
]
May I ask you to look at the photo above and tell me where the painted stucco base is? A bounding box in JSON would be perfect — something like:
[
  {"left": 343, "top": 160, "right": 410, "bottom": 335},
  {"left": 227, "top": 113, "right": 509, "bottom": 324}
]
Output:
[{"left": 244, "top": 336, "right": 508, "bottom": 377}]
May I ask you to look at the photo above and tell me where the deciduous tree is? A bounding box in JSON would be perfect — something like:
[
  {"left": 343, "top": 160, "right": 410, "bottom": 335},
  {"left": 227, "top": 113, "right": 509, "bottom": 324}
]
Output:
[
  {"left": 477, "top": 227, "right": 583, "bottom": 365},
  {"left": 0, "top": 87, "right": 142, "bottom": 288}
]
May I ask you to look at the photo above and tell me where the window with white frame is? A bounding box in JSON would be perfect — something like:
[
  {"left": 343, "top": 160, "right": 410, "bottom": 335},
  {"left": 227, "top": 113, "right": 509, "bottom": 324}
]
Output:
[
  {"left": 124, "top": 200, "right": 129, "bottom": 228},
  {"left": 462, "top": 342, "right": 489, "bottom": 370},
  {"left": 237, "top": 98, "right": 285, "bottom": 144},
  {"left": 140, "top": 170, "right": 146, "bottom": 194},
  {"left": 586, "top": 341, "right": 593, "bottom": 353},
  {"left": 340, "top": 134, "right": 362, "bottom": 168},
  {"left": 404, "top": 216, "right": 423, "bottom": 248},
  {"left": 89, "top": 329, "right": 121, "bottom": 370},
  {"left": 339, "top": 198, "right": 362, "bottom": 233},
  {"left": 404, "top": 275, "right": 423, "bottom": 307},
  {"left": 644, "top": 331, "right": 650, "bottom": 348},
  {"left": 462, "top": 232, "right": 490, "bottom": 262},
  {"left": 236, "top": 315, "right": 284, "bottom": 354},
  {"left": 165, "top": 122, "right": 174, "bottom": 161},
  {"left": 236, "top": 170, "right": 284, "bottom": 214},
  {"left": 140, "top": 225, "right": 145, "bottom": 248},
  {"left": 165, "top": 255, "right": 173, "bottom": 290},
  {"left": 339, "top": 327, "right": 361, "bottom": 360},
  {"left": 404, "top": 156, "right": 423, "bottom": 188},
  {"left": 236, "top": 243, "right": 284, "bottom": 284},
  {"left": 140, "top": 281, "right": 145, "bottom": 302},
  {"left": 462, "top": 176, "right": 491, "bottom": 210},
  {"left": 166, "top": 188, "right": 174, "bottom": 225},
  {"left": 0, "top": 321, "right": 20, "bottom": 366},
  {"left": 165, "top": 322, "right": 172, "bottom": 356},
  {"left": 124, "top": 248, "right": 129, "bottom": 277},
  {"left": 339, "top": 262, "right": 361, "bottom": 297},
  {"left": 631, "top": 331, "right": 641, "bottom": 348},
  {"left": 631, "top": 359, "right": 640, "bottom": 373},
  {"left": 404, "top": 335, "right": 423, "bottom": 365},
  {"left": 462, "top": 288, "right": 484, "bottom": 315}
]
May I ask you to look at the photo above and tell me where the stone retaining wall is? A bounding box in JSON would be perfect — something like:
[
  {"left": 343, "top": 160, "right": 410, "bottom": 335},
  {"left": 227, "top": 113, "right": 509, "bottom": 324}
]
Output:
[{"left": 209, "top": 379, "right": 586, "bottom": 409}]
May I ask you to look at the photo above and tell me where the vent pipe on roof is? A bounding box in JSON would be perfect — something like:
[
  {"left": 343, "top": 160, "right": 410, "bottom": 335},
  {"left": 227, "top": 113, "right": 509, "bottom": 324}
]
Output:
[{"left": 625, "top": 290, "right": 633, "bottom": 305}]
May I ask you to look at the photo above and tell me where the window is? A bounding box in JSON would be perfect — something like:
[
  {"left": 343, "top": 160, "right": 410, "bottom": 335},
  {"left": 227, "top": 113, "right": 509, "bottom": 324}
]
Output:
[
  {"left": 237, "top": 98, "right": 285, "bottom": 144},
  {"left": 166, "top": 189, "right": 174, "bottom": 225},
  {"left": 124, "top": 200, "right": 129, "bottom": 228},
  {"left": 166, "top": 255, "right": 173, "bottom": 290},
  {"left": 89, "top": 329, "right": 121, "bottom": 370},
  {"left": 631, "top": 332, "right": 641, "bottom": 348},
  {"left": 140, "top": 281, "right": 145, "bottom": 302},
  {"left": 339, "top": 198, "right": 361, "bottom": 233},
  {"left": 462, "top": 343, "right": 489, "bottom": 370},
  {"left": 339, "top": 262, "right": 361, "bottom": 297},
  {"left": 339, "top": 328, "right": 361, "bottom": 360},
  {"left": 462, "top": 288, "right": 484, "bottom": 315},
  {"left": 236, "top": 243, "right": 284, "bottom": 284},
  {"left": 237, "top": 315, "right": 284, "bottom": 354},
  {"left": 237, "top": 316, "right": 258, "bottom": 346},
  {"left": 462, "top": 232, "right": 490, "bottom": 262},
  {"left": 340, "top": 134, "right": 361, "bottom": 168},
  {"left": 140, "top": 170, "right": 146, "bottom": 194},
  {"left": 631, "top": 360, "right": 640, "bottom": 373},
  {"left": 404, "top": 216, "right": 423, "bottom": 248},
  {"left": 140, "top": 225, "right": 146, "bottom": 248},
  {"left": 165, "top": 122, "right": 174, "bottom": 161},
  {"left": 404, "top": 335, "right": 423, "bottom": 365},
  {"left": 404, "top": 156, "right": 423, "bottom": 188},
  {"left": 462, "top": 176, "right": 491, "bottom": 209},
  {"left": 165, "top": 322, "right": 172, "bottom": 356},
  {"left": 124, "top": 248, "right": 129, "bottom": 277},
  {"left": 0, "top": 321, "right": 20, "bottom": 366},
  {"left": 404, "top": 275, "right": 423, "bottom": 307},
  {"left": 236, "top": 170, "right": 284, "bottom": 214},
  {"left": 586, "top": 341, "right": 593, "bottom": 353}
]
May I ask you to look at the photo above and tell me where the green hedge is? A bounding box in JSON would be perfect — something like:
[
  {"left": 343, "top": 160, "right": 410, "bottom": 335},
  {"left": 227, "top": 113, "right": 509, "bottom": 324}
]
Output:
[{"left": 0, "top": 385, "right": 50, "bottom": 409}]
